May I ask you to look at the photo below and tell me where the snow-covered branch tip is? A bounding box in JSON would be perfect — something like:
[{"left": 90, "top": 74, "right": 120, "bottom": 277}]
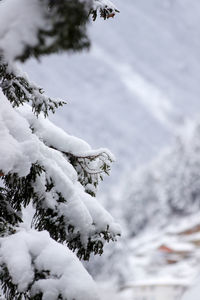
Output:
[
  {"left": 54, "top": 148, "right": 114, "bottom": 197},
  {"left": 0, "top": 63, "right": 65, "bottom": 117},
  {"left": 91, "top": 0, "right": 120, "bottom": 21}
]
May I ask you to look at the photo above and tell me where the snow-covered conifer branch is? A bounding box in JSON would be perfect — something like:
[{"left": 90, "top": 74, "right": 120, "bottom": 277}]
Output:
[
  {"left": 0, "top": 0, "right": 120, "bottom": 298},
  {"left": 91, "top": 0, "right": 119, "bottom": 21},
  {"left": 0, "top": 97, "right": 120, "bottom": 261},
  {"left": 54, "top": 149, "right": 114, "bottom": 197},
  {"left": 0, "top": 62, "right": 65, "bottom": 117},
  {"left": 0, "top": 0, "right": 91, "bottom": 62},
  {"left": 0, "top": 230, "right": 99, "bottom": 300},
  {"left": 0, "top": 0, "right": 119, "bottom": 62},
  {"left": 0, "top": 187, "right": 22, "bottom": 237}
]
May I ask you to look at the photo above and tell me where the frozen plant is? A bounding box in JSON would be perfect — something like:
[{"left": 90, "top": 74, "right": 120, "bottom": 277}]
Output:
[{"left": 0, "top": 0, "right": 120, "bottom": 299}]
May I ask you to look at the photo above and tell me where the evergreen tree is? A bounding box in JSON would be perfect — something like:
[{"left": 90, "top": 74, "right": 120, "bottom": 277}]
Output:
[{"left": 0, "top": 0, "right": 120, "bottom": 299}]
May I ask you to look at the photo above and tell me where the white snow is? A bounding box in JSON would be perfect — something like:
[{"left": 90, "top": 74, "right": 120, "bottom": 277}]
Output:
[
  {"left": 93, "top": 0, "right": 119, "bottom": 13},
  {"left": 161, "top": 242, "right": 195, "bottom": 253},
  {"left": 0, "top": 90, "right": 38, "bottom": 176},
  {"left": 126, "top": 278, "right": 190, "bottom": 287},
  {"left": 18, "top": 105, "right": 92, "bottom": 154},
  {"left": 0, "top": 229, "right": 99, "bottom": 300},
  {"left": 0, "top": 0, "right": 48, "bottom": 62},
  {"left": 182, "top": 277, "right": 200, "bottom": 300}
]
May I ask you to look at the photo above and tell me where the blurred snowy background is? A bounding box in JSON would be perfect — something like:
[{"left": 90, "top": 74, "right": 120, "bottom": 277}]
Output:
[{"left": 23, "top": 0, "right": 200, "bottom": 299}]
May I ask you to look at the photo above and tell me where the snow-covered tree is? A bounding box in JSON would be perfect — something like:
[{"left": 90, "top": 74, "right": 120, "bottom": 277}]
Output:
[
  {"left": 0, "top": 0, "right": 120, "bottom": 299},
  {"left": 120, "top": 120, "right": 200, "bottom": 240}
]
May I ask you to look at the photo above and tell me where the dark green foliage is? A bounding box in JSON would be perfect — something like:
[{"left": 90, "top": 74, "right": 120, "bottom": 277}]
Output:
[
  {"left": 34, "top": 201, "right": 114, "bottom": 260},
  {"left": 0, "top": 263, "right": 62, "bottom": 299},
  {"left": 32, "top": 200, "right": 68, "bottom": 243},
  {"left": 0, "top": 63, "right": 65, "bottom": 117},
  {"left": 17, "top": 0, "right": 91, "bottom": 62},
  {"left": 0, "top": 164, "right": 43, "bottom": 238},
  {"left": 33, "top": 200, "right": 115, "bottom": 260},
  {"left": 0, "top": 265, "right": 45, "bottom": 300},
  {"left": 0, "top": 265, "right": 25, "bottom": 300},
  {"left": 73, "top": 227, "right": 116, "bottom": 261},
  {"left": 91, "top": 4, "right": 119, "bottom": 21},
  {"left": 66, "top": 151, "right": 113, "bottom": 197},
  {"left": 30, "top": 167, "right": 115, "bottom": 260},
  {"left": 0, "top": 187, "right": 22, "bottom": 236},
  {"left": 13, "top": 0, "right": 119, "bottom": 62},
  {"left": 3, "top": 164, "right": 44, "bottom": 211}
]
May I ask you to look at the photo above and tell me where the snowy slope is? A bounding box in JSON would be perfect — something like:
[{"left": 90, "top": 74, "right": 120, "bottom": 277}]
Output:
[{"left": 23, "top": 0, "right": 200, "bottom": 189}]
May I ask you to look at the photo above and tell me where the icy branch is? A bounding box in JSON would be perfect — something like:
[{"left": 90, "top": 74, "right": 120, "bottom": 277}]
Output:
[
  {"left": 91, "top": 0, "right": 120, "bottom": 21},
  {"left": 0, "top": 62, "right": 65, "bottom": 117}
]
